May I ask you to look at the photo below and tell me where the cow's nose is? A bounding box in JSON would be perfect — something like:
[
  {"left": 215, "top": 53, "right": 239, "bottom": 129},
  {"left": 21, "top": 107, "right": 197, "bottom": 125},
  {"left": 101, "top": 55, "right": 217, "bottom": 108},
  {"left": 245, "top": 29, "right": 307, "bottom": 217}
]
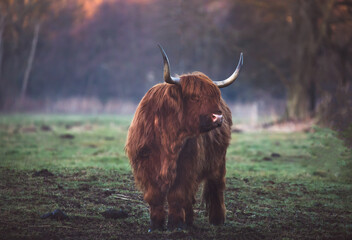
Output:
[{"left": 212, "top": 114, "right": 223, "bottom": 124}]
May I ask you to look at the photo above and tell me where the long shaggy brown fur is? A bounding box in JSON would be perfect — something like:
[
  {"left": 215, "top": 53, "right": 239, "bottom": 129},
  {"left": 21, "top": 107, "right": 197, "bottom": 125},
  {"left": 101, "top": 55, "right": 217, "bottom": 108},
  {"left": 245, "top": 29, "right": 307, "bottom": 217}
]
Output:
[{"left": 125, "top": 72, "right": 232, "bottom": 230}]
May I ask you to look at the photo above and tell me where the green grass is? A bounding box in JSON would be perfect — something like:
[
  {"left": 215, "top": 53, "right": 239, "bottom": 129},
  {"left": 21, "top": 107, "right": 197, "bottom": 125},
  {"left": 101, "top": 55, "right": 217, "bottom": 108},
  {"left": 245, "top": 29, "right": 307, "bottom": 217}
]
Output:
[
  {"left": 0, "top": 114, "right": 351, "bottom": 239},
  {"left": 0, "top": 114, "right": 131, "bottom": 171}
]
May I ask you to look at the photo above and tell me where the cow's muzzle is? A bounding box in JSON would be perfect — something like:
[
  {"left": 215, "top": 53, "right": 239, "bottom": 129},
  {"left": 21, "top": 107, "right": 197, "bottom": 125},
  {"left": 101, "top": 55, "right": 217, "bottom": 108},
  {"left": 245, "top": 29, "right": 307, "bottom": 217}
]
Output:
[{"left": 212, "top": 114, "right": 223, "bottom": 126}]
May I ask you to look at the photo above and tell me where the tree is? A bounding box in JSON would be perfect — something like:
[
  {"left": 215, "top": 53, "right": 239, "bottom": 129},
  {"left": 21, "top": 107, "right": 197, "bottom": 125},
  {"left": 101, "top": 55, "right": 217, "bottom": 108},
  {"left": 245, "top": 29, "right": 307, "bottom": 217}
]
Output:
[
  {"left": 285, "top": 0, "right": 335, "bottom": 119},
  {"left": 226, "top": 0, "right": 351, "bottom": 120},
  {"left": 0, "top": 0, "right": 50, "bottom": 107}
]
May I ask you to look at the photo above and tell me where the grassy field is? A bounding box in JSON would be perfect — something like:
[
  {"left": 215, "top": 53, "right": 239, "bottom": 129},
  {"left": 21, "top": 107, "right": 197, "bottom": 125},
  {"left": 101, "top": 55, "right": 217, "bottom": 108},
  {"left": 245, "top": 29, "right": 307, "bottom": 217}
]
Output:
[{"left": 0, "top": 114, "right": 351, "bottom": 240}]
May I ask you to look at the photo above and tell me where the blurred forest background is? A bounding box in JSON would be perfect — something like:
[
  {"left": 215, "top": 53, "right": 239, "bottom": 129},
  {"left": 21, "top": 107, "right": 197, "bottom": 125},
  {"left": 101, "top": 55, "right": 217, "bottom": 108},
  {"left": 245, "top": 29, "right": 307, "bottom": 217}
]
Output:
[{"left": 0, "top": 0, "right": 351, "bottom": 128}]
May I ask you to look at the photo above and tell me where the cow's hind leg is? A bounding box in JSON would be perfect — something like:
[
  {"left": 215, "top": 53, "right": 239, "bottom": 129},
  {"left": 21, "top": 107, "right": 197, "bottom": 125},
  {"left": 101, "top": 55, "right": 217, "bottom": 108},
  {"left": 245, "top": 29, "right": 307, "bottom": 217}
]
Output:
[
  {"left": 144, "top": 186, "right": 166, "bottom": 231},
  {"left": 202, "top": 177, "right": 226, "bottom": 225}
]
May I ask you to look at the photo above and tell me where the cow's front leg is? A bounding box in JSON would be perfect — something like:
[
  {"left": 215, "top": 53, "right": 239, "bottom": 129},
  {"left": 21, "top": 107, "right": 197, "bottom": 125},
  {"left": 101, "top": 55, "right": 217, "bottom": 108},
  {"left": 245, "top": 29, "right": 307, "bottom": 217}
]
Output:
[
  {"left": 184, "top": 201, "right": 194, "bottom": 227},
  {"left": 144, "top": 186, "right": 166, "bottom": 231},
  {"left": 167, "top": 182, "right": 196, "bottom": 230},
  {"left": 167, "top": 188, "right": 186, "bottom": 230}
]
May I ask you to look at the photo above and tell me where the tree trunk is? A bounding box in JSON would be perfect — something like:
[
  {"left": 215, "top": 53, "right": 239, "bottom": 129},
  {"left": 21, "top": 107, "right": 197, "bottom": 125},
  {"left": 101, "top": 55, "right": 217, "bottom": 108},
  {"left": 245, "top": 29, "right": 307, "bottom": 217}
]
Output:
[
  {"left": 285, "top": 0, "right": 334, "bottom": 120},
  {"left": 286, "top": 83, "right": 312, "bottom": 120},
  {"left": 0, "top": 14, "right": 5, "bottom": 85},
  {"left": 20, "top": 22, "right": 40, "bottom": 101},
  {"left": 0, "top": 14, "right": 6, "bottom": 107},
  {"left": 286, "top": 45, "right": 317, "bottom": 120}
]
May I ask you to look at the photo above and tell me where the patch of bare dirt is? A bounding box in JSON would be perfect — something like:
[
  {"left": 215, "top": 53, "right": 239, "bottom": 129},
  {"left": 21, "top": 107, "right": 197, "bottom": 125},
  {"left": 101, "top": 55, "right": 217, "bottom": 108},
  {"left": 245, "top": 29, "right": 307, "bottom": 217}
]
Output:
[
  {"left": 33, "top": 169, "right": 55, "bottom": 177},
  {"left": 1, "top": 169, "right": 351, "bottom": 240},
  {"left": 59, "top": 134, "right": 75, "bottom": 139},
  {"left": 40, "top": 125, "right": 52, "bottom": 131},
  {"left": 21, "top": 126, "right": 37, "bottom": 133}
]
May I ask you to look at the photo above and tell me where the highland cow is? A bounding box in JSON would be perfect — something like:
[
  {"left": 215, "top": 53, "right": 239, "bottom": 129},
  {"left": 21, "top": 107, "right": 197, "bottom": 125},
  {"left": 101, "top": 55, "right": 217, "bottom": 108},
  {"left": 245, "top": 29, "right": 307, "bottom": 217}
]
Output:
[{"left": 125, "top": 45, "right": 243, "bottom": 231}]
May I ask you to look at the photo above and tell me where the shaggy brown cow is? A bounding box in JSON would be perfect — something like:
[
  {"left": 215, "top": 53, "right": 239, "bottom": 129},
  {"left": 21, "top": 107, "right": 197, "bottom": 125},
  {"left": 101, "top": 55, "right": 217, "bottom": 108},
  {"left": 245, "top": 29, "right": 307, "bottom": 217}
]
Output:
[{"left": 125, "top": 45, "right": 243, "bottom": 231}]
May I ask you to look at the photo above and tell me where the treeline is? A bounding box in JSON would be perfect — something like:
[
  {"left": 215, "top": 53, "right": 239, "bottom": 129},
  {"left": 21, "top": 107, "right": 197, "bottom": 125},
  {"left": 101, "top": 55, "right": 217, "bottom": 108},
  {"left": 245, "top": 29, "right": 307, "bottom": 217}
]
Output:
[{"left": 0, "top": 0, "right": 351, "bottom": 121}]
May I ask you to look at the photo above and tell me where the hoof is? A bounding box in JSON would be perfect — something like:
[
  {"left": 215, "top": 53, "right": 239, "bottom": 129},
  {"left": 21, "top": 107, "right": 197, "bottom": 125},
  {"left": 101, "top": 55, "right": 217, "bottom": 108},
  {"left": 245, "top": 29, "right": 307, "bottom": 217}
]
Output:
[
  {"left": 148, "top": 226, "right": 165, "bottom": 233},
  {"left": 209, "top": 218, "right": 225, "bottom": 226},
  {"left": 148, "top": 220, "right": 165, "bottom": 232},
  {"left": 167, "top": 221, "right": 187, "bottom": 231},
  {"left": 148, "top": 217, "right": 166, "bottom": 232}
]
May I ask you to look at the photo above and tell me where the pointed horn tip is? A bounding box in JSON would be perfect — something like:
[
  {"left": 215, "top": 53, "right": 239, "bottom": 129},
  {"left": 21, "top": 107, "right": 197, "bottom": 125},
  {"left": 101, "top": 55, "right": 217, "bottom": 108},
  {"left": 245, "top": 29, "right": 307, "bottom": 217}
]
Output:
[
  {"left": 213, "top": 51, "right": 243, "bottom": 88},
  {"left": 157, "top": 44, "right": 169, "bottom": 64},
  {"left": 157, "top": 44, "right": 180, "bottom": 85},
  {"left": 157, "top": 44, "right": 165, "bottom": 54}
]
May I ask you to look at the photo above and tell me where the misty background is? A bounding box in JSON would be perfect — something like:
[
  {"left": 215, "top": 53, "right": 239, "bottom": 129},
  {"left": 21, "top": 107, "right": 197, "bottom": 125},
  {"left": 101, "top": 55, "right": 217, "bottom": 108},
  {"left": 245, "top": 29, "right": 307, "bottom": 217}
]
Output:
[{"left": 0, "top": 0, "right": 351, "bottom": 127}]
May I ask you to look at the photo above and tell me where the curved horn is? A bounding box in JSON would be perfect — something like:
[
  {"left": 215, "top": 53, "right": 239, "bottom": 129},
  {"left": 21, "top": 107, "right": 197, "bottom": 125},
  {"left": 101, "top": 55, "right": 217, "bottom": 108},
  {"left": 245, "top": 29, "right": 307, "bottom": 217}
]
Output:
[
  {"left": 158, "top": 44, "right": 180, "bottom": 85},
  {"left": 214, "top": 52, "right": 243, "bottom": 88}
]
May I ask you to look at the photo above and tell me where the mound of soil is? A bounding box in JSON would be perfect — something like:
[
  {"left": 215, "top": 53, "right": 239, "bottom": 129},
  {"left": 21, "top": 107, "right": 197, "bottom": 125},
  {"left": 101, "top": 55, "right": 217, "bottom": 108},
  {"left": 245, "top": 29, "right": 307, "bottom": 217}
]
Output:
[{"left": 33, "top": 169, "right": 54, "bottom": 177}]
